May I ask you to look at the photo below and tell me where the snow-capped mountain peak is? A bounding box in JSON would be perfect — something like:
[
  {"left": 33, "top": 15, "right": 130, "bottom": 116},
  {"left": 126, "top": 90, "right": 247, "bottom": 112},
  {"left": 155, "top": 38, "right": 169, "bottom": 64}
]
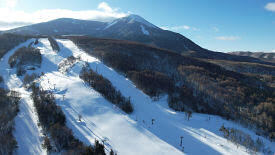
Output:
[
  {"left": 103, "top": 14, "right": 158, "bottom": 31},
  {"left": 121, "top": 14, "right": 158, "bottom": 28}
]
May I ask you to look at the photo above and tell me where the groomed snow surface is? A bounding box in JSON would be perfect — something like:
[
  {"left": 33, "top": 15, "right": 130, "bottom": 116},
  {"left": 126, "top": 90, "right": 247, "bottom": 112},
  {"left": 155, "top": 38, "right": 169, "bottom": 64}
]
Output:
[
  {"left": 0, "top": 38, "right": 274, "bottom": 155},
  {"left": 0, "top": 40, "right": 47, "bottom": 155}
]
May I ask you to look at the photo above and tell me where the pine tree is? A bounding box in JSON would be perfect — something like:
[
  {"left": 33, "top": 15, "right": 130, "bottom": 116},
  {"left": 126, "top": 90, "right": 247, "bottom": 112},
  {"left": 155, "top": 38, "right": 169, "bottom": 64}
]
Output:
[{"left": 42, "top": 136, "right": 52, "bottom": 152}]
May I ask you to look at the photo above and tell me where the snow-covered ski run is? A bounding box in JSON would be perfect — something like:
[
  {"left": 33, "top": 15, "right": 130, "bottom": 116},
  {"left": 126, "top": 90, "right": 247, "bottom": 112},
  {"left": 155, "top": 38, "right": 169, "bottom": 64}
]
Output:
[
  {"left": 0, "top": 39, "right": 47, "bottom": 155},
  {"left": 0, "top": 38, "right": 274, "bottom": 155}
]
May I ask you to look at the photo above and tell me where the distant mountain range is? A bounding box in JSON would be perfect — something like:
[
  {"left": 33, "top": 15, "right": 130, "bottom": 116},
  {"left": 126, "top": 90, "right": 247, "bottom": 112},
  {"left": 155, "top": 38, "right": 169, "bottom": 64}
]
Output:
[
  {"left": 229, "top": 51, "right": 275, "bottom": 63},
  {"left": 4, "top": 14, "right": 274, "bottom": 65}
]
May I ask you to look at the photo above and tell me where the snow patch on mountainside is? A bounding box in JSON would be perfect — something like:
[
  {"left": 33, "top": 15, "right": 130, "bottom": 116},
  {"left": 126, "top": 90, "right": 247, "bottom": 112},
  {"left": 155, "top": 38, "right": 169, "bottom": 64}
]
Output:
[
  {"left": 140, "top": 25, "right": 149, "bottom": 35},
  {"left": 104, "top": 21, "right": 118, "bottom": 30},
  {"left": 126, "top": 14, "right": 157, "bottom": 28}
]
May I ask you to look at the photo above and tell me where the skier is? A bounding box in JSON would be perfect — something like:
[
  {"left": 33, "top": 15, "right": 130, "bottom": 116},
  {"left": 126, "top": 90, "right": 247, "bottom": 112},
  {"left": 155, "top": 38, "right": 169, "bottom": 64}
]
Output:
[
  {"left": 152, "top": 118, "right": 155, "bottom": 125},
  {"left": 180, "top": 136, "right": 184, "bottom": 146}
]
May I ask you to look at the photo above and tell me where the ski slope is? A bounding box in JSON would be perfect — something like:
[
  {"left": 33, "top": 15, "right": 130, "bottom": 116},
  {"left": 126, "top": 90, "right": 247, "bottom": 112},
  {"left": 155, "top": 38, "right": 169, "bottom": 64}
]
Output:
[
  {"left": 0, "top": 38, "right": 274, "bottom": 154},
  {"left": 0, "top": 40, "right": 47, "bottom": 155},
  {"left": 36, "top": 38, "right": 275, "bottom": 154},
  {"left": 36, "top": 39, "right": 182, "bottom": 154}
]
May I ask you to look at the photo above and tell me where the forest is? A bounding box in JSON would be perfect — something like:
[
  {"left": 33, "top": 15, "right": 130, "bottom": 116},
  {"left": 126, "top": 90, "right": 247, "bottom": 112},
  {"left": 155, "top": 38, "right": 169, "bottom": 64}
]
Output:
[
  {"left": 0, "top": 88, "right": 21, "bottom": 155},
  {"left": 8, "top": 46, "right": 42, "bottom": 76},
  {"left": 219, "top": 125, "right": 272, "bottom": 154},
  {"left": 30, "top": 83, "right": 107, "bottom": 154},
  {"left": 0, "top": 33, "right": 29, "bottom": 59},
  {"left": 48, "top": 36, "right": 60, "bottom": 52},
  {"left": 58, "top": 55, "right": 79, "bottom": 73},
  {"left": 80, "top": 65, "right": 133, "bottom": 114}
]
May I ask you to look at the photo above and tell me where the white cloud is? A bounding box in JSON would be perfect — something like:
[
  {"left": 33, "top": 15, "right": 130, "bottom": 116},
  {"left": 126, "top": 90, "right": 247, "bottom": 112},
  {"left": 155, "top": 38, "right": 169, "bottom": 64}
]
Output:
[
  {"left": 0, "top": 2, "right": 128, "bottom": 30},
  {"left": 160, "top": 25, "right": 199, "bottom": 31},
  {"left": 215, "top": 36, "right": 240, "bottom": 41},
  {"left": 172, "top": 25, "right": 190, "bottom": 30},
  {"left": 265, "top": 2, "right": 275, "bottom": 12},
  {"left": 98, "top": 2, "right": 113, "bottom": 12},
  {"left": 6, "top": 0, "right": 18, "bottom": 8},
  {"left": 182, "top": 25, "right": 190, "bottom": 30},
  {"left": 0, "top": 0, "right": 18, "bottom": 10},
  {"left": 272, "top": 49, "right": 275, "bottom": 52},
  {"left": 159, "top": 26, "right": 169, "bottom": 30},
  {"left": 0, "top": 21, "right": 31, "bottom": 30}
]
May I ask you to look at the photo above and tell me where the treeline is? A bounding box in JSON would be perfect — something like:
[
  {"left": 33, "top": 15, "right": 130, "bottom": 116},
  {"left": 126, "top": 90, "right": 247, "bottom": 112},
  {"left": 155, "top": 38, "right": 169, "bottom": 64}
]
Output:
[
  {"left": 0, "top": 88, "right": 20, "bottom": 155},
  {"left": 8, "top": 47, "right": 42, "bottom": 76},
  {"left": 48, "top": 36, "right": 60, "bottom": 52},
  {"left": 178, "top": 65, "right": 275, "bottom": 139},
  {"left": 30, "top": 83, "right": 107, "bottom": 154},
  {"left": 168, "top": 86, "right": 200, "bottom": 112},
  {"left": 80, "top": 66, "right": 133, "bottom": 114},
  {"left": 127, "top": 70, "right": 174, "bottom": 97},
  {"left": 69, "top": 36, "right": 275, "bottom": 140},
  {"left": 0, "top": 33, "right": 29, "bottom": 59},
  {"left": 0, "top": 76, "right": 3, "bottom": 84},
  {"left": 58, "top": 56, "right": 79, "bottom": 73},
  {"left": 209, "top": 60, "right": 275, "bottom": 76},
  {"left": 219, "top": 125, "right": 273, "bottom": 154},
  {"left": 23, "top": 73, "right": 39, "bottom": 86}
]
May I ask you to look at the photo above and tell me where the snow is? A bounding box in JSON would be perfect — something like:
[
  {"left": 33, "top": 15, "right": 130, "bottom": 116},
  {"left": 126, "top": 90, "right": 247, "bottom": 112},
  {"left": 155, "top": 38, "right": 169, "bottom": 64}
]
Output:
[
  {"left": 0, "top": 38, "right": 274, "bottom": 155},
  {"left": 140, "top": 25, "right": 150, "bottom": 35},
  {"left": 36, "top": 39, "right": 182, "bottom": 155},
  {"left": 0, "top": 39, "right": 46, "bottom": 155},
  {"left": 13, "top": 87, "right": 47, "bottom": 155},
  {"left": 36, "top": 39, "right": 275, "bottom": 154},
  {"left": 104, "top": 21, "right": 118, "bottom": 30},
  {"left": 126, "top": 14, "right": 157, "bottom": 28}
]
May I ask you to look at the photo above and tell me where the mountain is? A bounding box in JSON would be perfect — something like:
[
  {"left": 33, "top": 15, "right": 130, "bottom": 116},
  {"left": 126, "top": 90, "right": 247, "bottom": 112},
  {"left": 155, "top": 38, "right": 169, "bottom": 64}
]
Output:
[
  {"left": 6, "top": 18, "right": 106, "bottom": 36},
  {"left": 229, "top": 51, "right": 275, "bottom": 63},
  {"left": 5, "top": 15, "right": 274, "bottom": 66},
  {"left": 5, "top": 15, "right": 203, "bottom": 53},
  {"left": 0, "top": 37, "right": 274, "bottom": 154},
  {"left": 98, "top": 15, "right": 204, "bottom": 53}
]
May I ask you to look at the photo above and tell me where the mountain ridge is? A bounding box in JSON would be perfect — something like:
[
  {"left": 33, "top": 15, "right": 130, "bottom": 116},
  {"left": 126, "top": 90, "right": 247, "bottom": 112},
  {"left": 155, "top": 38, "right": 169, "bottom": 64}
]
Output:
[
  {"left": 229, "top": 51, "right": 275, "bottom": 63},
  {"left": 4, "top": 15, "right": 274, "bottom": 66}
]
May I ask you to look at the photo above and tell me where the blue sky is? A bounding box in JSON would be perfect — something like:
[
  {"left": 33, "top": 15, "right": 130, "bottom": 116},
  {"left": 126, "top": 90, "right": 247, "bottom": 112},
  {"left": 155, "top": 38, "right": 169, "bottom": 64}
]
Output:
[{"left": 0, "top": 0, "right": 274, "bottom": 52}]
